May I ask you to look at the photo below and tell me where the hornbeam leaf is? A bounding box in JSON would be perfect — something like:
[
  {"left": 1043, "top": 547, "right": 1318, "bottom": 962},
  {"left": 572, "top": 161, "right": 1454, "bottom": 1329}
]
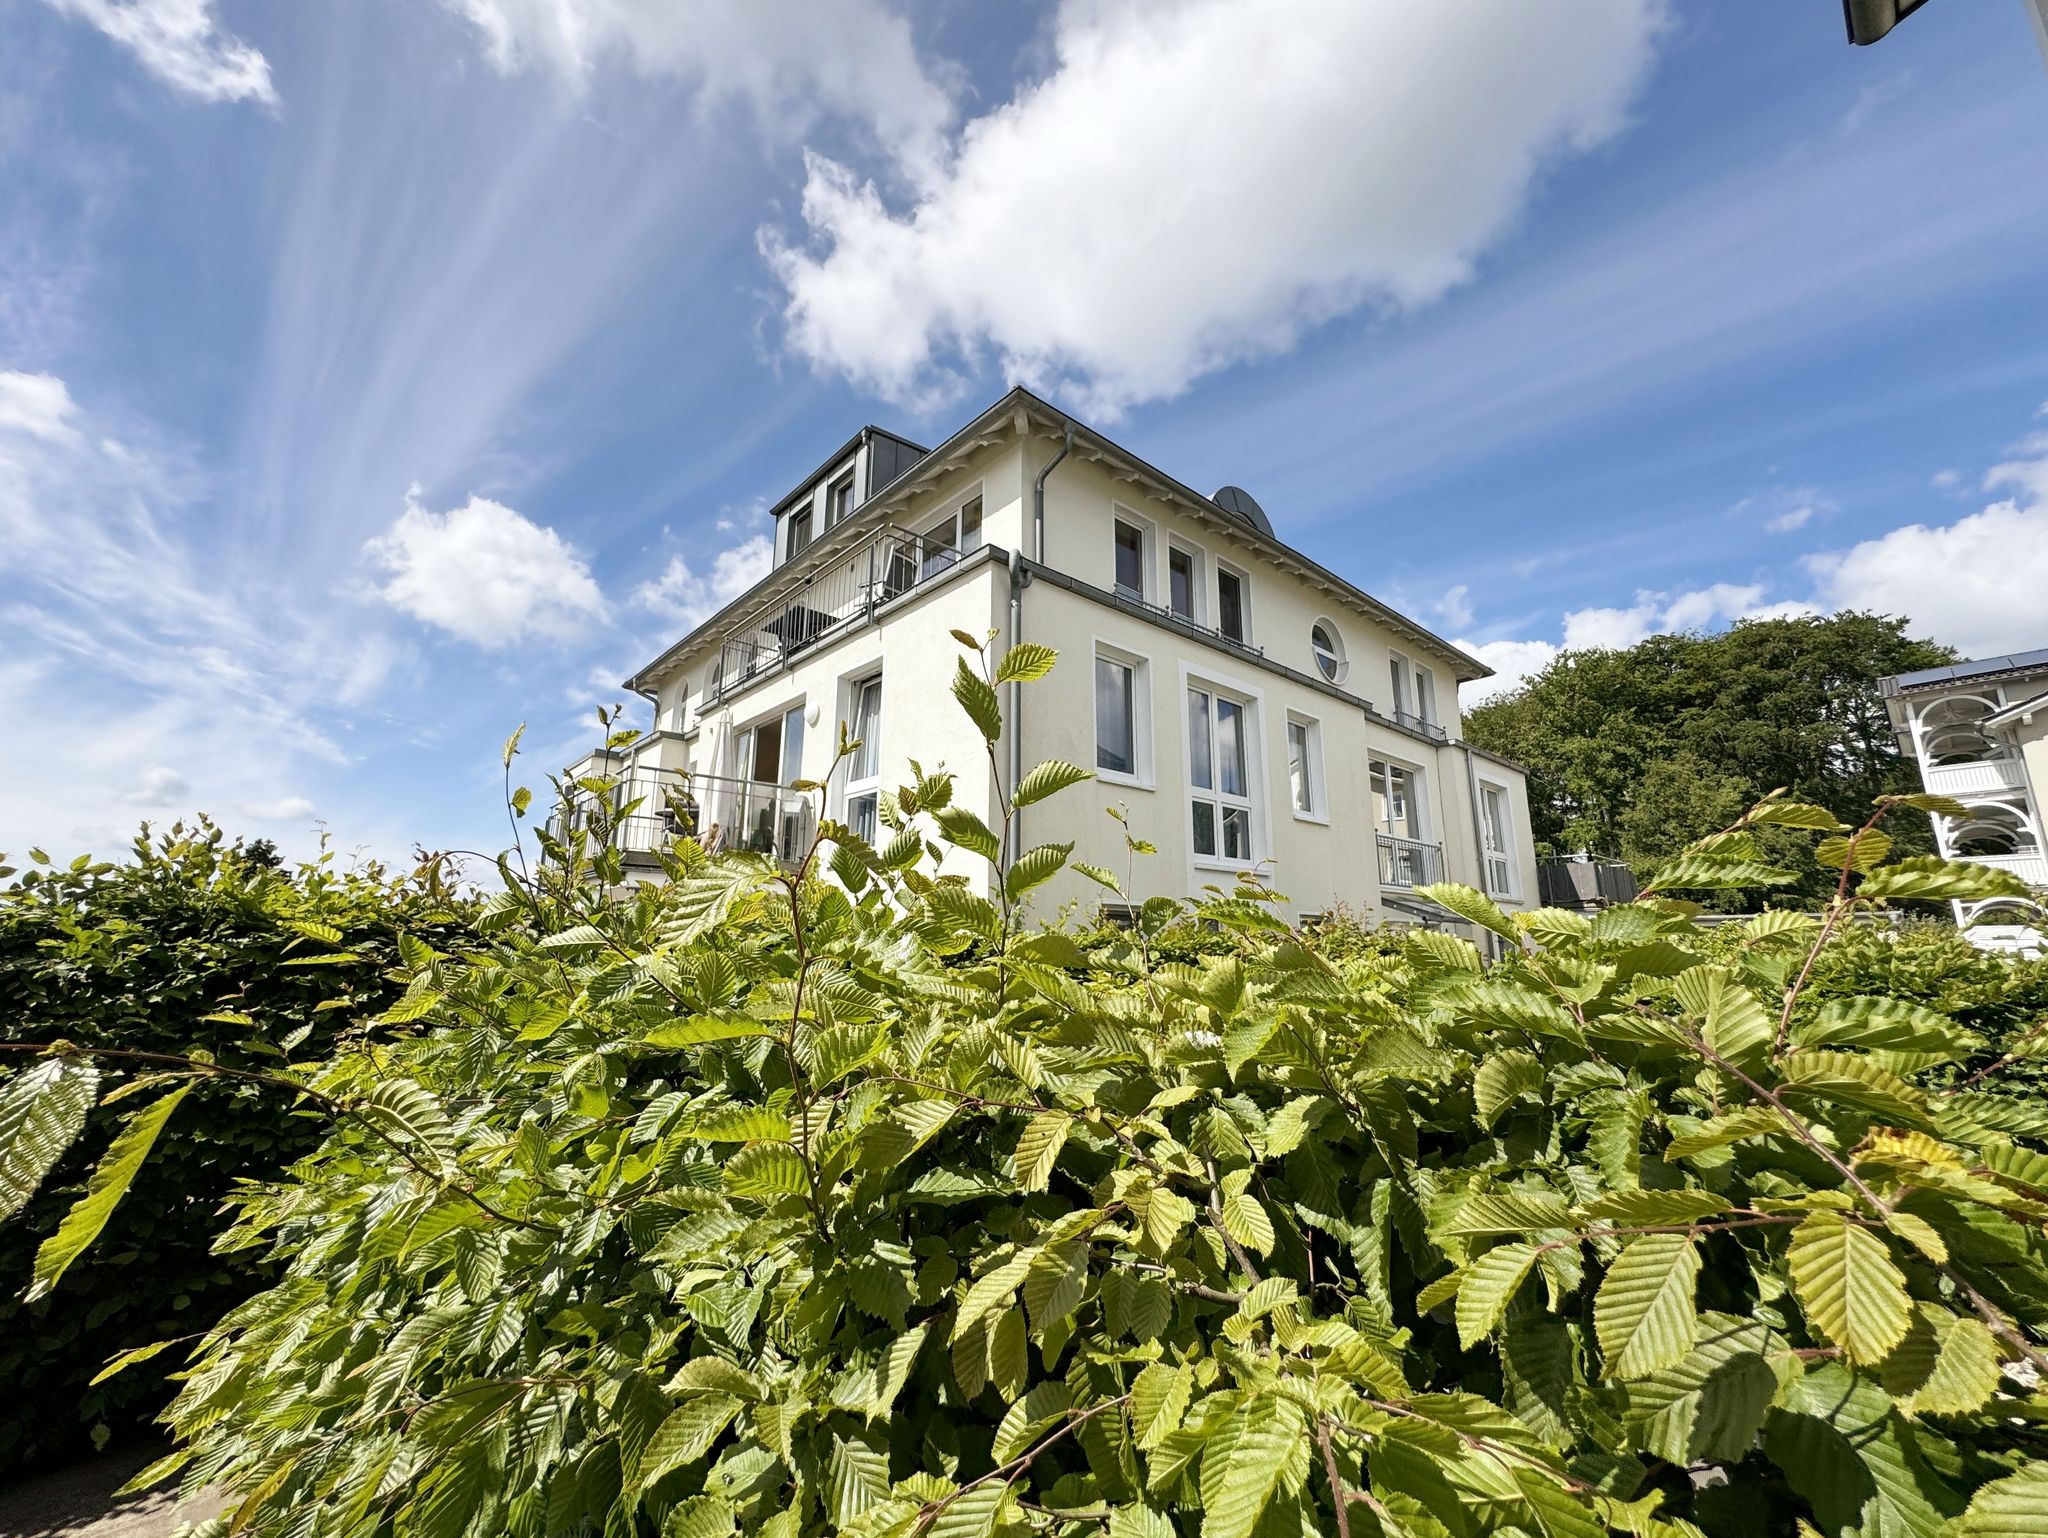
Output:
[
  {"left": 1415, "top": 882, "right": 1518, "bottom": 941},
  {"left": 0, "top": 1056, "right": 100, "bottom": 1221},
  {"left": 952, "top": 658, "right": 1003, "bottom": 742},
  {"left": 933, "top": 807, "right": 1001, "bottom": 865},
  {"left": 928, "top": 1483, "right": 1010, "bottom": 1538},
  {"left": 994, "top": 642, "right": 1059, "bottom": 684},
  {"left": 634, "top": 1394, "right": 740, "bottom": 1492},
  {"left": 1778, "top": 1051, "right": 1931, "bottom": 1128},
  {"left": 1794, "top": 998, "right": 1971, "bottom": 1058},
  {"left": 28, "top": 1084, "right": 191, "bottom": 1301},
  {"left": 1879, "top": 1305, "right": 2000, "bottom": 1416},
  {"left": 1746, "top": 799, "right": 1846, "bottom": 831},
  {"left": 1005, "top": 842, "right": 1074, "bottom": 903},
  {"left": 1013, "top": 759, "right": 1092, "bottom": 807},
  {"left": 1621, "top": 1312, "right": 1779, "bottom": 1464},
  {"left": 1442, "top": 1191, "right": 1575, "bottom": 1236},
  {"left": 1576, "top": 1189, "right": 1730, "bottom": 1227},
  {"left": 1958, "top": 1461, "right": 2048, "bottom": 1536},
  {"left": 1456, "top": 1243, "right": 1539, "bottom": 1349},
  {"left": 954, "top": 1248, "right": 1040, "bottom": 1340},
  {"left": 1011, "top": 1112, "right": 1070, "bottom": 1193},
  {"left": 1665, "top": 1109, "right": 1783, "bottom": 1159},
  {"left": 1473, "top": 1051, "right": 1543, "bottom": 1130},
  {"left": 1594, "top": 1234, "right": 1700, "bottom": 1380},
  {"left": 1787, "top": 1212, "right": 1911, "bottom": 1364},
  {"left": 1857, "top": 856, "right": 2030, "bottom": 902},
  {"left": 1198, "top": 1394, "right": 1306, "bottom": 1538},
  {"left": 1675, "top": 966, "right": 1774, "bottom": 1075}
]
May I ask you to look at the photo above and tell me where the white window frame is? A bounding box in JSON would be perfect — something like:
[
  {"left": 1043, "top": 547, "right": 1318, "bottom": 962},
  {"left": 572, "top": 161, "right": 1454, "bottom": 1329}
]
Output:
[
  {"left": 1092, "top": 640, "right": 1154, "bottom": 789},
  {"left": 1215, "top": 560, "right": 1252, "bottom": 646},
  {"left": 1111, "top": 504, "right": 1156, "bottom": 603},
  {"left": 1165, "top": 537, "right": 1206, "bottom": 625},
  {"left": 825, "top": 468, "right": 857, "bottom": 530},
  {"left": 1180, "top": 661, "right": 1267, "bottom": 873},
  {"left": 1370, "top": 755, "right": 1429, "bottom": 840},
  {"left": 1285, "top": 712, "right": 1327, "bottom": 824},
  {"left": 917, "top": 482, "right": 985, "bottom": 581},
  {"left": 1480, "top": 780, "right": 1517, "bottom": 899},
  {"left": 837, "top": 669, "right": 885, "bottom": 845},
  {"left": 786, "top": 502, "right": 815, "bottom": 560},
  {"left": 1389, "top": 652, "right": 1438, "bottom": 726},
  {"left": 1415, "top": 665, "right": 1438, "bottom": 726},
  {"left": 1311, "top": 617, "right": 1348, "bottom": 684}
]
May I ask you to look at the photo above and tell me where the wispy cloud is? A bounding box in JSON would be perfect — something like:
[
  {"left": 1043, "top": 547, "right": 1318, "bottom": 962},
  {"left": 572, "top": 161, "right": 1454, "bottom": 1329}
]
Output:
[{"left": 41, "top": 0, "right": 275, "bottom": 105}]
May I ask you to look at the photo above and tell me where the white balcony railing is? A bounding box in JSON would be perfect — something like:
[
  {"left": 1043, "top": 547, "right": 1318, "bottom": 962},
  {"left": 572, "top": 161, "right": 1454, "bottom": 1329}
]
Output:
[
  {"left": 1924, "top": 758, "right": 2028, "bottom": 796},
  {"left": 1969, "top": 850, "right": 2048, "bottom": 888},
  {"left": 549, "top": 769, "right": 816, "bottom": 866}
]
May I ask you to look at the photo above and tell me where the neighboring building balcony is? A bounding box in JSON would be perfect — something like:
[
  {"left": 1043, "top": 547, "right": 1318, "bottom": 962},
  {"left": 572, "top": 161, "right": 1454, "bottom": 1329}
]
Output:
[
  {"left": 1536, "top": 857, "right": 1640, "bottom": 909},
  {"left": 1384, "top": 708, "right": 1449, "bottom": 745},
  {"left": 1377, "top": 833, "right": 1445, "bottom": 889},
  {"left": 708, "top": 525, "right": 974, "bottom": 704},
  {"left": 1923, "top": 757, "right": 2029, "bottom": 797},
  {"left": 549, "top": 768, "right": 815, "bottom": 866},
  {"left": 1968, "top": 849, "right": 2048, "bottom": 888}
]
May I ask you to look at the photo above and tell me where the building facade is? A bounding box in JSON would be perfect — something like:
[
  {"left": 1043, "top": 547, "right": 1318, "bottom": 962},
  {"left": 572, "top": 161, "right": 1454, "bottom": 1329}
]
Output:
[
  {"left": 560, "top": 389, "right": 1538, "bottom": 933},
  {"left": 1880, "top": 649, "right": 2048, "bottom": 952}
]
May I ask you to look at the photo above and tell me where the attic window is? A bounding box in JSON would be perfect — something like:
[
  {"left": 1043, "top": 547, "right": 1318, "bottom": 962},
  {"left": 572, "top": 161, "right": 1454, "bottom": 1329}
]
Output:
[{"left": 1311, "top": 620, "right": 1346, "bottom": 683}]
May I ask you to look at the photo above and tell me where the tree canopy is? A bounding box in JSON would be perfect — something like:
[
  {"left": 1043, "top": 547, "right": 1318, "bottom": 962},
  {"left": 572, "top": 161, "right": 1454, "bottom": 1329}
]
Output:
[{"left": 1463, "top": 613, "right": 1955, "bottom": 894}]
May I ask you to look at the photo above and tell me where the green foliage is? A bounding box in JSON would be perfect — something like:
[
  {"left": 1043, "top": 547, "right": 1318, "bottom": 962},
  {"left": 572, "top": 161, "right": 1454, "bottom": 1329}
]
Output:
[
  {"left": 5, "top": 642, "right": 2047, "bottom": 1535},
  {"left": 0, "top": 822, "right": 471, "bottom": 1471},
  {"left": 1465, "top": 612, "right": 1956, "bottom": 898}
]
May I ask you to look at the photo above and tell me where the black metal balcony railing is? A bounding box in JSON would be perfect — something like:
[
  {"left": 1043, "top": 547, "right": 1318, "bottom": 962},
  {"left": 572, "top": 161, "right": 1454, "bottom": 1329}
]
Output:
[
  {"left": 1377, "top": 833, "right": 1444, "bottom": 888},
  {"left": 548, "top": 769, "right": 815, "bottom": 866},
  {"left": 1535, "top": 858, "right": 1640, "bottom": 909},
  {"left": 1109, "top": 585, "right": 1265, "bottom": 660},
  {"left": 1387, "top": 708, "right": 1449, "bottom": 743},
  {"left": 709, "top": 526, "right": 972, "bottom": 703}
]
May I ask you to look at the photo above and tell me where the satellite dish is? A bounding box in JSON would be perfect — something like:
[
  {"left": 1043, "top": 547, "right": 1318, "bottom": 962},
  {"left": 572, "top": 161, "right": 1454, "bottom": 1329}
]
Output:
[{"left": 1213, "top": 485, "right": 1273, "bottom": 536}]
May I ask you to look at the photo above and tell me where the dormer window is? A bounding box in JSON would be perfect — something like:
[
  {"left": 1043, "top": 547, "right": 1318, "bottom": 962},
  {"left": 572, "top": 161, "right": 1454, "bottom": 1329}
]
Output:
[
  {"left": 787, "top": 505, "right": 814, "bottom": 558},
  {"left": 826, "top": 471, "right": 856, "bottom": 529}
]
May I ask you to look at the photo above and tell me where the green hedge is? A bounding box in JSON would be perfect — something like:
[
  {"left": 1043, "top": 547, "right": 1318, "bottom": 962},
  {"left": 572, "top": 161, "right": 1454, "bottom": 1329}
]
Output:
[{"left": 0, "top": 823, "right": 470, "bottom": 1472}]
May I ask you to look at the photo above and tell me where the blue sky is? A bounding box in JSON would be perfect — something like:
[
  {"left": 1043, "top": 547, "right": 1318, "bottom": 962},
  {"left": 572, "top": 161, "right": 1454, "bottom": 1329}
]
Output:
[{"left": 3, "top": 0, "right": 2046, "bottom": 868}]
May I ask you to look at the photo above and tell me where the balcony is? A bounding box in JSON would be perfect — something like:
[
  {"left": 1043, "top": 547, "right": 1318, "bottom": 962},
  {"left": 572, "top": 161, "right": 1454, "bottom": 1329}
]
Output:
[
  {"left": 1536, "top": 857, "right": 1640, "bottom": 909},
  {"left": 1386, "top": 708, "right": 1449, "bottom": 744},
  {"left": 1107, "top": 585, "right": 1267, "bottom": 662},
  {"left": 1377, "top": 833, "right": 1444, "bottom": 889},
  {"left": 1970, "top": 850, "right": 2048, "bottom": 888},
  {"left": 1924, "top": 758, "right": 2028, "bottom": 797},
  {"left": 549, "top": 768, "right": 816, "bottom": 866},
  {"left": 709, "top": 525, "right": 975, "bottom": 703}
]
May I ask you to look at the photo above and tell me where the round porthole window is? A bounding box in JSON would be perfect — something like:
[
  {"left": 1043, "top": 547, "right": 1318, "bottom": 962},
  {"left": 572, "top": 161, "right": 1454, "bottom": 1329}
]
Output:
[{"left": 1311, "top": 620, "right": 1346, "bottom": 682}]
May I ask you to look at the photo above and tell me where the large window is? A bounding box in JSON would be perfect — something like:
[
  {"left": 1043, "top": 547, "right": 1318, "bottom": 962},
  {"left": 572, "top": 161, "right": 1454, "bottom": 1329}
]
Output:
[
  {"left": 1217, "top": 565, "right": 1248, "bottom": 645},
  {"left": 1389, "top": 653, "right": 1439, "bottom": 726},
  {"left": 844, "top": 674, "right": 883, "bottom": 844},
  {"left": 920, "top": 495, "right": 983, "bottom": 580},
  {"left": 1371, "top": 758, "right": 1423, "bottom": 841},
  {"left": 1481, "top": 783, "right": 1515, "bottom": 897},
  {"left": 735, "top": 703, "right": 808, "bottom": 857},
  {"left": 1168, "top": 544, "right": 1199, "bottom": 622},
  {"left": 1093, "top": 646, "right": 1150, "bottom": 783},
  {"left": 1286, "top": 715, "right": 1323, "bottom": 819},
  {"left": 1114, "top": 518, "right": 1146, "bottom": 599},
  {"left": 1188, "top": 685, "right": 1253, "bottom": 863},
  {"left": 1096, "top": 656, "right": 1136, "bottom": 776}
]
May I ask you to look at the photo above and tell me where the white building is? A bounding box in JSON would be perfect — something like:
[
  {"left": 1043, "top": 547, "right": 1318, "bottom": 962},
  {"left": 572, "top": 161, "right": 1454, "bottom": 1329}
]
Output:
[
  {"left": 1880, "top": 649, "right": 2048, "bottom": 951},
  {"left": 559, "top": 388, "right": 1537, "bottom": 933}
]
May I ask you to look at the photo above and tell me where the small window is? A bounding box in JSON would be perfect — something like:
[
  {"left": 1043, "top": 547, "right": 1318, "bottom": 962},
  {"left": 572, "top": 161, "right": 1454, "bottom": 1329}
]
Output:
[
  {"left": 1389, "top": 656, "right": 1410, "bottom": 716},
  {"left": 1168, "top": 546, "right": 1198, "bottom": 621},
  {"left": 1095, "top": 655, "right": 1136, "bottom": 776},
  {"left": 920, "top": 495, "right": 983, "bottom": 581},
  {"left": 1217, "top": 566, "right": 1247, "bottom": 644},
  {"left": 1286, "top": 716, "right": 1321, "bottom": 818},
  {"left": 827, "top": 472, "right": 856, "bottom": 529},
  {"left": 1416, "top": 667, "right": 1438, "bottom": 725},
  {"left": 1114, "top": 520, "right": 1145, "bottom": 598},
  {"left": 1188, "top": 686, "right": 1254, "bottom": 864},
  {"left": 788, "top": 506, "right": 814, "bottom": 558},
  {"left": 1312, "top": 621, "right": 1346, "bottom": 683}
]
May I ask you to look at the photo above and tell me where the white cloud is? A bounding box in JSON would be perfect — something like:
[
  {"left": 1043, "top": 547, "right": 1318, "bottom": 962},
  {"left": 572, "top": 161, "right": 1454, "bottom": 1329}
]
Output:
[
  {"left": 1432, "top": 583, "right": 1475, "bottom": 633},
  {"left": 1808, "top": 444, "right": 2048, "bottom": 659},
  {"left": 1456, "top": 638, "right": 1559, "bottom": 706},
  {"left": 0, "top": 371, "right": 79, "bottom": 441},
  {"left": 365, "top": 487, "right": 607, "bottom": 649},
  {"left": 127, "top": 765, "right": 189, "bottom": 808},
  {"left": 441, "top": 0, "right": 953, "bottom": 175},
  {"left": 631, "top": 533, "right": 773, "bottom": 632},
  {"left": 1731, "top": 483, "right": 1832, "bottom": 535},
  {"left": 764, "top": 0, "right": 1667, "bottom": 414},
  {"left": 43, "top": 0, "right": 276, "bottom": 105},
  {"left": 1764, "top": 506, "right": 1813, "bottom": 533},
  {"left": 234, "top": 795, "right": 318, "bottom": 822},
  {"left": 1931, "top": 468, "right": 1961, "bottom": 489}
]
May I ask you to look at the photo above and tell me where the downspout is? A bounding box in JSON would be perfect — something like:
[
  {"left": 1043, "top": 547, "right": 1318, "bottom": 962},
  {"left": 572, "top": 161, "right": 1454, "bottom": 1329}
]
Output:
[{"left": 1013, "top": 425, "right": 1075, "bottom": 846}]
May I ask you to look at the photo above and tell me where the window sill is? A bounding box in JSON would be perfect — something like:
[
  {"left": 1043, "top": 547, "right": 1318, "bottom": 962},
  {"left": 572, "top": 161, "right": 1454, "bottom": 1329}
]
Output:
[
  {"left": 1193, "top": 858, "right": 1258, "bottom": 875},
  {"left": 1094, "top": 768, "right": 1154, "bottom": 792},
  {"left": 1290, "top": 809, "right": 1330, "bottom": 827}
]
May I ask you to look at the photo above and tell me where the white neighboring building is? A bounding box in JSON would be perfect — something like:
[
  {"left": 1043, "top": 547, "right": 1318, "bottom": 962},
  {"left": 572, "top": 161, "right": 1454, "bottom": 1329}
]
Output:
[
  {"left": 558, "top": 388, "right": 1538, "bottom": 935},
  {"left": 1880, "top": 649, "right": 2048, "bottom": 952}
]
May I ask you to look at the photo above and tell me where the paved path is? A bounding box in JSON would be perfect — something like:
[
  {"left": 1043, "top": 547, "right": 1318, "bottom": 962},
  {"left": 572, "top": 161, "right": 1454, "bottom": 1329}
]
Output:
[{"left": 0, "top": 1445, "right": 222, "bottom": 1538}]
